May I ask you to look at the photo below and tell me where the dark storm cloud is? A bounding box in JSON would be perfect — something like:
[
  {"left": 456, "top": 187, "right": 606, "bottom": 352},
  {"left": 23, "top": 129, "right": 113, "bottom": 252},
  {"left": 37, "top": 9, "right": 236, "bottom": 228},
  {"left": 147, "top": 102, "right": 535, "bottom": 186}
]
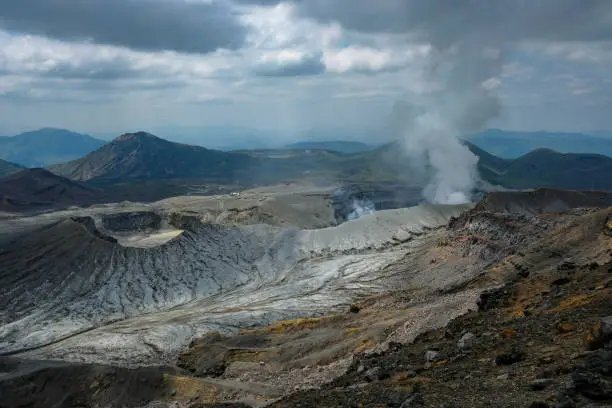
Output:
[
  {"left": 238, "top": 0, "right": 612, "bottom": 46},
  {"left": 253, "top": 53, "right": 325, "bottom": 77},
  {"left": 0, "top": 0, "right": 247, "bottom": 54}
]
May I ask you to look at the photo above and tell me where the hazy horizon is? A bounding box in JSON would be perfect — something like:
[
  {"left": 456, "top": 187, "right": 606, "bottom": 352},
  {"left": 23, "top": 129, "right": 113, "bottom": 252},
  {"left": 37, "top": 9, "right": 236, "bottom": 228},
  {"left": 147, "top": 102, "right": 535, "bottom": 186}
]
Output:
[{"left": 1, "top": 125, "right": 612, "bottom": 152}]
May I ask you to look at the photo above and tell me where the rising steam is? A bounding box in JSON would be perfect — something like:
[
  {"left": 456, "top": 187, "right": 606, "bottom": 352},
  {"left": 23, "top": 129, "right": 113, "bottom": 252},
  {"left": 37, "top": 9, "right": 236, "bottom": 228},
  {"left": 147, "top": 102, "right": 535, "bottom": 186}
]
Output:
[
  {"left": 393, "top": 45, "right": 502, "bottom": 205},
  {"left": 346, "top": 197, "right": 376, "bottom": 220}
]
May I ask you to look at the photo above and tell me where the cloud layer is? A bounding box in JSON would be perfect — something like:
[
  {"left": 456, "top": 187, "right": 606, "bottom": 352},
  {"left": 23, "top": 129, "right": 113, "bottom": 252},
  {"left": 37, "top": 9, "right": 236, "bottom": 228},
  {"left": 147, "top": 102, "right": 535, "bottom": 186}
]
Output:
[
  {"left": 0, "top": 0, "right": 246, "bottom": 54},
  {"left": 0, "top": 0, "right": 611, "bottom": 137}
]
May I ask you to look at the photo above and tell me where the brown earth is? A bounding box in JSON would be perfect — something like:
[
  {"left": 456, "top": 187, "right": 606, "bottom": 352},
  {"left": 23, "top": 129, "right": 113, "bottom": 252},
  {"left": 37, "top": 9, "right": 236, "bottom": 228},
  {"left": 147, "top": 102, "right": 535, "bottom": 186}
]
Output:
[
  {"left": 179, "top": 208, "right": 612, "bottom": 407},
  {"left": 181, "top": 209, "right": 612, "bottom": 408}
]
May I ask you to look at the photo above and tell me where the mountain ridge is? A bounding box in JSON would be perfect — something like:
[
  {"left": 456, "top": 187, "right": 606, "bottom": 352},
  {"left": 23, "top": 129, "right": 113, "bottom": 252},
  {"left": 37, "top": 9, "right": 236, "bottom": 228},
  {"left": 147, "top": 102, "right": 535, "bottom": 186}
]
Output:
[
  {"left": 468, "top": 128, "right": 612, "bottom": 158},
  {"left": 48, "top": 131, "right": 260, "bottom": 183},
  {"left": 45, "top": 132, "right": 612, "bottom": 195},
  {"left": 469, "top": 142, "right": 612, "bottom": 190},
  {"left": 0, "top": 128, "right": 106, "bottom": 167}
]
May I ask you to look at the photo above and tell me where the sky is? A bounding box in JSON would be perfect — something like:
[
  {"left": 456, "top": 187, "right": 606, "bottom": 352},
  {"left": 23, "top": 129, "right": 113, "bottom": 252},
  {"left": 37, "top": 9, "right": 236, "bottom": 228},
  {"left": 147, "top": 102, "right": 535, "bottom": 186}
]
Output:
[{"left": 1, "top": 0, "right": 612, "bottom": 146}]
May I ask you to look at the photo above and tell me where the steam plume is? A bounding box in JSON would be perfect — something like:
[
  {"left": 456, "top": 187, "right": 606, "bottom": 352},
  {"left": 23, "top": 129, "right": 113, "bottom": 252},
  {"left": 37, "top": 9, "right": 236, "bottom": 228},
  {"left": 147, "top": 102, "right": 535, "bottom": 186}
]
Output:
[
  {"left": 369, "top": 0, "right": 612, "bottom": 205},
  {"left": 347, "top": 197, "right": 376, "bottom": 220},
  {"left": 393, "top": 40, "right": 503, "bottom": 204}
]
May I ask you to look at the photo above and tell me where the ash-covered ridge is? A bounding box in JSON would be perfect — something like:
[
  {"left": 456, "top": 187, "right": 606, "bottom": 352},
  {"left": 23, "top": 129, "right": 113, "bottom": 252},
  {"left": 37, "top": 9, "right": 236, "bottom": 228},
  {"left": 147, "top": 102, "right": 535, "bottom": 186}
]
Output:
[{"left": 0, "top": 197, "right": 469, "bottom": 365}]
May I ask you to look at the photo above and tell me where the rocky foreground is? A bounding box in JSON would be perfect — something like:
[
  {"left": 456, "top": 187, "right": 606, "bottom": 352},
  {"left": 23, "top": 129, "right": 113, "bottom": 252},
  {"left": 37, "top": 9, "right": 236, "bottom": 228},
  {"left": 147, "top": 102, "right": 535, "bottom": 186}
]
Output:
[{"left": 0, "top": 190, "right": 611, "bottom": 408}]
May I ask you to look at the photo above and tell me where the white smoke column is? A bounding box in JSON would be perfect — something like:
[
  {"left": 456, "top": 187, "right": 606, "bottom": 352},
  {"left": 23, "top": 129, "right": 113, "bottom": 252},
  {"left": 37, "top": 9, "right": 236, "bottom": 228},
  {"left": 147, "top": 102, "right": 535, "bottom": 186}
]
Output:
[
  {"left": 393, "top": 45, "right": 502, "bottom": 205},
  {"left": 397, "top": 105, "right": 479, "bottom": 204}
]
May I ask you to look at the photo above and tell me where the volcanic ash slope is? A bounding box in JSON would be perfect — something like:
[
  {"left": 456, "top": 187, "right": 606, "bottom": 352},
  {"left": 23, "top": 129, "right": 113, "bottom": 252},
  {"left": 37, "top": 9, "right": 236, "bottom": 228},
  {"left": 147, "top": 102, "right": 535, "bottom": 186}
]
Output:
[{"left": 0, "top": 204, "right": 469, "bottom": 365}]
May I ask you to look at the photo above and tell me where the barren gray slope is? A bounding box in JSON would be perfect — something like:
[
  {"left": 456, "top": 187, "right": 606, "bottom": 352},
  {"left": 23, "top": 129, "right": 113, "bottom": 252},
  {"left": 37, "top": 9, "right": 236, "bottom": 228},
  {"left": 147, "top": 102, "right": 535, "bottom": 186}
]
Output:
[{"left": 0, "top": 204, "right": 469, "bottom": 365}]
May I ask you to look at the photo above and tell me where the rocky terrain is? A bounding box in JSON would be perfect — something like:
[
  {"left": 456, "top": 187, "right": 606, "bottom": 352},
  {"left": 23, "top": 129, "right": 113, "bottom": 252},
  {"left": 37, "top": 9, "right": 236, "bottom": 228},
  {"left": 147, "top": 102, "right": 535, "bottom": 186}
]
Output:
[
  {"left": 266, "top": 207, "right": 612, "bottom": 408},
  {"left": 474, "top": 188, "right": 612, "bottom": 215},
  {"left": 0, "top": 188, "right": 610, "bottom": 408}
]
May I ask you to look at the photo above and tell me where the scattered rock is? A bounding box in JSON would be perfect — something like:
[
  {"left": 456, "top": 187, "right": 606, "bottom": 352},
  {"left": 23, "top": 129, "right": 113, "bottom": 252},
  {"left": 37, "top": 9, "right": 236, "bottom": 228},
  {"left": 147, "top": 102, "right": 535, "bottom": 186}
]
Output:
[
  {"left": 604, "top": 216, "right": 612, "bottom": 237},
  {"left": 425, "top": 350, "right": 439, "bottom": 363},
  {"left": 477, "top": 289, "right": 501, "bottom": 311},
  {"left": 346, "top": 383, "right": 369, "bottom": 390},
  {"left": 388, "top": 342, "right": 403, "bottom": 352},
  {"left": 527, "top": 402, "right": 550, "bottom": 408},
  {"left": 558, "top": 260, "right": 577, "bottom": 271},
  {"left": 177, "top": 341, "right": 227, "bottom": 377},
  {"left": 503, "top": 329, "right": 518, "bottom": 339},
  {"left": 496, "top": 348, "right": 526, "bottom": 366},
  {"left": 555, "top": 390, "right": 576, "bottom": 408},
  {"left": 571, "top": 345, "right": 612, "bottom": 400},
  {"left": 497, "top": 373, "right": 510, "bottom": 380},
  {"left": 364, "top": 366, "right": 381, "bottom": 382},
  {"left": 457, "top": 332, "right": 475, "bottom": 350},
  {"left": 552, "top": 277, "right": 571, "bottom": 286},
  {"left": 585, "top": 316, "right": 612, "bottom": 350},
  {"left": 528, "top": 378, "right": 553, "bottom": 391},
  {"left": 556, "top": 322, "right": 577, "bottom": 334},
  {"left": 349, "top": 304, "right": 360, "bottom": 314},
  {"left": 393, "top": 229, "right": 412, "bottom": 243},
  {"left": 356, "top": 364, "right": 365, "bottom": 374},
  {"left": 538, "top": 356, "right": 554, "bottom": 365},
  {"left": 400, "top": 393, "right": 424, "bottom": 408}
]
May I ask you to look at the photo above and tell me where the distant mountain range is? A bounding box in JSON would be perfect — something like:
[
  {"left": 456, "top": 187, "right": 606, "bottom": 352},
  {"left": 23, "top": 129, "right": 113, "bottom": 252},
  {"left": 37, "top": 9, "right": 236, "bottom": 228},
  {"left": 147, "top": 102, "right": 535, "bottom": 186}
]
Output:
[
  {"left": 468, "top": 129, "right": 612, "bottom": 158},
  {"left": 44, "top": 132, "right": 612, "bottom": 192},
  {"left": 0, "top": 128, "right": 106, "bottom": 167},
  {"left": 4, "top": 127, "right": 611, "bottom": 168},
  {"left": 283, "top": 141, "right": 373, "bottom": 154},
  {"left": 469, "top": 143, "right": 612, "bottom": 190},
  {"left": 0, "top": 129, "right": 611, "bottom": 211},
  {"left": 0, "top": 158, "right": 24, "bottom": 178},
  {"left": 1, "top": 128, "right": 610, "bottom": 210}
]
